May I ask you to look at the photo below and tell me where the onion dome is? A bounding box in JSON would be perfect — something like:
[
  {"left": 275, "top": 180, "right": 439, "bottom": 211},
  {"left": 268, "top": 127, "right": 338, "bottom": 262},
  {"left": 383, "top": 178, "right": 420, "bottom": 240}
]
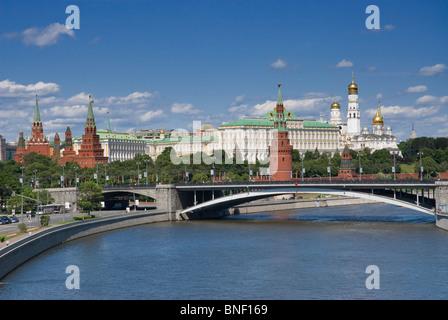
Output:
[
  {"left": 331, "top": 98, "right": 341, "bottom": 109},
  {"left": 348, "top": 72, "right": 358, "bottom": 95},
  {"left": 372, "top": 102, "right": 384, "bottom": 125}
]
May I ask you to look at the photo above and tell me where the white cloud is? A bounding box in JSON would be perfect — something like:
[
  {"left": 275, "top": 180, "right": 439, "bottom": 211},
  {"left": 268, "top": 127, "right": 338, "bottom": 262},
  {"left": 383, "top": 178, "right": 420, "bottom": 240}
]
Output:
[
  {"left": 335, "top": 59, "right": 354, "bottom": 68},
  {"left": 417, "top": 64, "right": 447, "bottom": 76},
  {"left": 171, "top": 102, "right": 200, "bottom": 114},
  {"left": 104, "top": 91, "right": 154, "bottom": 105},
  {"left": 270, "top": 59, "right": 287, "bottom": 69},
  {"left": 416, "top": 95, "right": 440, "bottom": 105},
  {"left": 415, "top": 95, "right": 448, "bottom": 105},
  {"left": 141, "top": 109, "right": 164, "bottom": 122},
  {"left": 0, "top": 79, "right": 60, "bottom": 97},
  {"left": 406, "top": 85, "right": 428, "bottom": 93},
  {"left": 383, "top": 24, "right": 395, "bottom": 31},
  {"left": 251, "top": 94, "right": 336, "bottom": 117},
  {"left": 22, "top": 23, "right": 75, "bottom": 47},
  {"left": 366, "top": 66, "right": 377, "bottom": 72},
  {"left": 366, "top": 105, "right": 439, "bottom": 118}
]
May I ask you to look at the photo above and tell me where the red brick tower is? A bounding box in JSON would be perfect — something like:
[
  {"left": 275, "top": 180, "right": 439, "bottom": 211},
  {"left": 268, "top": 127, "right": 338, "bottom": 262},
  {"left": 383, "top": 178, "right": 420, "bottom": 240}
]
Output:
[
  {"left": 26, "top": 95, "right": 51, "bottom": 157},
  {"left": 14, "top": 128, "right": 26, "bottom": 163},
  {"left": 269, "top": 84, "right": 293, "bottom": 181},
  {"left": 52, "top": 132, "right": 61, "bottom": 160},
  {"left": 59, "top": 125, "right": 77, "bottom": 165},
  {"left": 75, "top": 95, "right": 108, "bottom": 168},
  {"left": 338, "top": 145, "right": 357, "bottom": 179}
]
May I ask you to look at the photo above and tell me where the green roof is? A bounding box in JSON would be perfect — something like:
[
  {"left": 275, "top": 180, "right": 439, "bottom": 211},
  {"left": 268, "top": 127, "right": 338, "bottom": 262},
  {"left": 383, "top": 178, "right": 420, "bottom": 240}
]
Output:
[
  {"left": 220, "top": 117, "right": 338, "bottom": 129},
  {"left": 303, "top": 121, "right": 337, "bottom": 129},
  {"left": 148, "top": 136, "right": 215, "bottom": 144},
  {"left": 219, "top": 118, "right": 273, "bottom": 128}
]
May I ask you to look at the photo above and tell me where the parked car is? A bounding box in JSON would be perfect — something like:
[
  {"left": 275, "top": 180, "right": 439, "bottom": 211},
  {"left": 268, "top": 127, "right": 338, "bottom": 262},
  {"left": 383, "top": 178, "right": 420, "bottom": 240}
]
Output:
[
  {"left": 0, "top": 216, "right": 11, "bottom": 225},
  {"left": 9, "top": 216, "right": 19, "bottom": 223}
]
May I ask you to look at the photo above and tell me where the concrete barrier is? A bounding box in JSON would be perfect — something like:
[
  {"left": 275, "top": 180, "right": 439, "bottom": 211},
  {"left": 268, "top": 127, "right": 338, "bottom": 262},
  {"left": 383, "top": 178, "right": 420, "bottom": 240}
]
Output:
[{"left": 0, "top": 212, "right": 169, "bottom": 280}]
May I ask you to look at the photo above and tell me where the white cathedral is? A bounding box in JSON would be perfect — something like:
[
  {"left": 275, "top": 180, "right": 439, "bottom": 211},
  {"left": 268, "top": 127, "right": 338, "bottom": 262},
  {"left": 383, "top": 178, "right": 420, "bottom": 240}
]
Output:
[{"left": 330, "top": 74, "right": 401, "bottom": 155}]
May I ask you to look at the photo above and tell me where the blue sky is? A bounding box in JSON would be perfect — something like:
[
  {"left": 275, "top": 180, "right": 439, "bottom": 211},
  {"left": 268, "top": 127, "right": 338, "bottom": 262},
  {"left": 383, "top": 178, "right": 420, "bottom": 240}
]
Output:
[{"left": 0, "top": 0, "right": 447, "bottom": 143}]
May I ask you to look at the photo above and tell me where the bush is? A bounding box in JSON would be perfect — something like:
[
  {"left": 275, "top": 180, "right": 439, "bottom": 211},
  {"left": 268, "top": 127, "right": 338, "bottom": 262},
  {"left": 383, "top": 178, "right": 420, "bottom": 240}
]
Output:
[
  {"left": 0, "top": 235, "right": 6, "bottom": 243},
  {"left": 40, "top": 215, "right": 50, "bottom": 226},
  {"left": 18, "top": 223, "right": 27, "bottom": 233},
  {"left": 73, "top": 215, "right": 95, "bottom": 221}
]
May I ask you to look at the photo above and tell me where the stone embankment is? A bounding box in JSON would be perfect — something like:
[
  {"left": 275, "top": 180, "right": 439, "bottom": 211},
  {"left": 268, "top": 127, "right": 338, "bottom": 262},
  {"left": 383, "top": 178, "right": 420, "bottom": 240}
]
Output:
[{"left": 0, "top": 211, "right": 170, "bottom": 280}]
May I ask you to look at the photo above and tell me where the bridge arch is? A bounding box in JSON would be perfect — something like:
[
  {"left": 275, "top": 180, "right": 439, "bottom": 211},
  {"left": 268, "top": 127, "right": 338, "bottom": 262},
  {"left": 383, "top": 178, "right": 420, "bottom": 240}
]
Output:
[{"left": 180, "top": 187, "right": 435, "bottom": 218}]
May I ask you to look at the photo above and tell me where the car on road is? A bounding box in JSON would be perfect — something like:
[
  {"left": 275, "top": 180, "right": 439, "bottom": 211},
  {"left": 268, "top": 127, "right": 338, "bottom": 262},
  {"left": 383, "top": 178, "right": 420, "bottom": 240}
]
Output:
[
  {"left": 9, "top": 216, "right": 19, "bottom": 223},
  {"left": 0, "top": 216, "right": 11, "bottom": 225}
]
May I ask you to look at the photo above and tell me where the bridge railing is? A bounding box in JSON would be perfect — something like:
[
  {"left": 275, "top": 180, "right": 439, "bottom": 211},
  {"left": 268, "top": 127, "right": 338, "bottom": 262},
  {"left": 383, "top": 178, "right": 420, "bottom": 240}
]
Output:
[{"left": 100, "top": 179, "right": 436, "bottom": 190}]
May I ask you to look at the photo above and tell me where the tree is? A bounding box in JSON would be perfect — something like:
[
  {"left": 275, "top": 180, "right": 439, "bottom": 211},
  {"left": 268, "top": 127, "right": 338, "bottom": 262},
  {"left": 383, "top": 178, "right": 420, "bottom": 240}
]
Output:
[{"left": 77, "top": 181, "right": 103, "bottom": 214}]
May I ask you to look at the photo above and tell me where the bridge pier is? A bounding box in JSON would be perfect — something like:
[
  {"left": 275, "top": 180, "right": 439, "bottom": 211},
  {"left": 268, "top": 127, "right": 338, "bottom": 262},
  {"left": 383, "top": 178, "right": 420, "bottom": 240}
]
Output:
[{"left": 435, "top": 181, "right": 448, "bottom": 230}]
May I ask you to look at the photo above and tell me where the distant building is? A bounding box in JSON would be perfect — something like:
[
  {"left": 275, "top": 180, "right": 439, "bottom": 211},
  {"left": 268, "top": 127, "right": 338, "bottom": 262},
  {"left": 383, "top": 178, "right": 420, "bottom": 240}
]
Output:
[
  {"left": 348, "top": 102, "right": 401, "bottom": 156},
  {"left": 0, "top": 135, "right": 6, "bottom": 161}
]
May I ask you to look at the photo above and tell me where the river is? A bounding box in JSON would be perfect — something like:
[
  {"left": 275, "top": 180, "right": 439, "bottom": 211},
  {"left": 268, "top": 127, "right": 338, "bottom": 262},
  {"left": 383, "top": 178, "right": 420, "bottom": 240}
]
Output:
[{"left": 1, "top": 203, "right": 447, "bottom": 300}]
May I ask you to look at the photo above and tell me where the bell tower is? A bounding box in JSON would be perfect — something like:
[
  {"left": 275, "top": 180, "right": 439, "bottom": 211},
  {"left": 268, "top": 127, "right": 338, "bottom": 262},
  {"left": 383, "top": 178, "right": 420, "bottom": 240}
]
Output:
[{"left": 347, "top": 72, "right": 360, "bottom": 138}]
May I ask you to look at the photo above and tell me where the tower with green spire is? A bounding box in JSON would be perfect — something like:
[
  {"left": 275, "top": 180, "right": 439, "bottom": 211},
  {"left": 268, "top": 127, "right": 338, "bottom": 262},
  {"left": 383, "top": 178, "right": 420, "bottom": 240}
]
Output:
[
  {"left": 273, "top": 84, "right": 287, "bottom": 131},
  {"left": 106, "top": 112, "right": 112, "bottom": 132},
  {"left": 75, "top": 94, "right": 108, "bottom": 168},
  {"left": 85, "top": 94, "right": 96, "bottom": 131},
  {"left": 26, "top": 94, "right": 51, "bottom": 157},
  {"left": 269, "top": 84, "right": 293, "bottom": 181}
]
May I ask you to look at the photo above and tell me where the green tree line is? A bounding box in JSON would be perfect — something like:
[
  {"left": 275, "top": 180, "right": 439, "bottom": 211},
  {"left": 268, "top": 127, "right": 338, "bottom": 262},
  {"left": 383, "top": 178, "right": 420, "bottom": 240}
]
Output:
[{"left": 2, "top": 137, "right": 448, "bottom": 210}]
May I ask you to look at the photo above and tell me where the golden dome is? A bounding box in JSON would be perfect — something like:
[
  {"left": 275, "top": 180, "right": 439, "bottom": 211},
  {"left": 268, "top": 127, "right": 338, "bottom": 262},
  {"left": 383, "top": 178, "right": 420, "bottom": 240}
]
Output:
[
  {"left": 348, "top": 72, "right": 358, "bottom": 94},
  {"left": 331, "top": 100, "right": 340, "bottom": 109},
  {"left": 160, "top": 128, "right": 165, "bottom": 134},
  {"left": 372, "top": 103, "right": 384, "bottom": 125}
]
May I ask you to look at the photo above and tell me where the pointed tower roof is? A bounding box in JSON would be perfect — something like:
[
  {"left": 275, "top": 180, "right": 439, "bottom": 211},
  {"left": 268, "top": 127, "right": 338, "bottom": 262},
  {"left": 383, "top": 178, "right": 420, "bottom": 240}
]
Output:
[
  {"left": 277, "top": 83, "right": 283, "bottom": 106},
  {"left": 106, "top": 112, "right": 111, "bottom": 132},
  {"left": 273, "top": 84, "right": 286, "bottom": 131},
  {"left": 85, "top": 94, "right": 96, "bottom": 128},
  {"left": 33, "top": 94, "right": 42, "bottom": 123}
]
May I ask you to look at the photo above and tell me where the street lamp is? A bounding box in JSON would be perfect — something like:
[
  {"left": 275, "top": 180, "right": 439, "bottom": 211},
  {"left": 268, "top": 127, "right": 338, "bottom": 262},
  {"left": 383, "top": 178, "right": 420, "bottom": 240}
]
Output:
[
  {"left": 104, "top": 163, "right": 108, "bottom": 186},
  {"left": 301, "top": 153, "right": 305, "bottom": 182},
  {"left": 358, "top": 152, "right": 362, "bottom": 182},
  {"left": 419, "top": 151, "right": 424, "bottom": 181},
  {"left": 145, "top": 159, "right": 149, "bottom": 185},
  {"left": 61, "top": 164, "right": 66, "bottom": 222},
  {"left": 392, "top": 151, "right": 397, "bottom": 181},
  {"left": 20, "top": 166, "right": 24, "bottom": 223},
  {"left": 136, "top": 162, "right": 141, "bottom": 185},
  {"left": 33, "top": 169, "right": 39, "bottom": 222}
]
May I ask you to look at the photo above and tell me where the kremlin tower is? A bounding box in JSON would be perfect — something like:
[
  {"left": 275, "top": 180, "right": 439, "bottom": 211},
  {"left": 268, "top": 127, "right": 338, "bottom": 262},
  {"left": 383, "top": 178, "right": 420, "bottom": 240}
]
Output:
[
  {"left": 59, "top": 125, "right": 77, "bottom": 165},
  {"left": 269, "top": 84, "right": 293, "bottom": 181},
  {"left": 74, "top": 95, "right": 108, "bottom": 168},
  {"left": 14, "top": 95, "right": 51, "bottom": 163}
]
